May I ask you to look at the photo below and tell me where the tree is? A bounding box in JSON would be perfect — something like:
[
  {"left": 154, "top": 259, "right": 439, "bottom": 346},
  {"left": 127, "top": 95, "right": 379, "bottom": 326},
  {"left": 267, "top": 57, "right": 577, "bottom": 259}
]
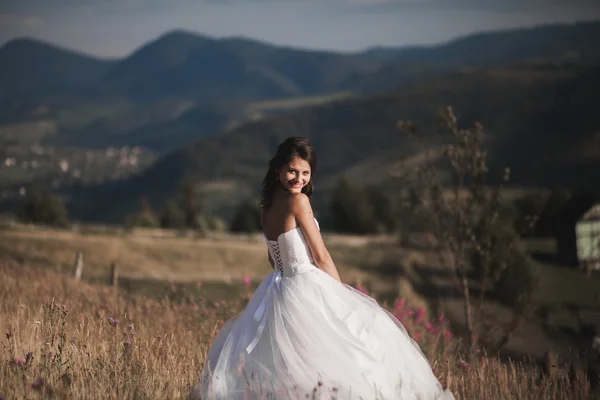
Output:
[
  {"left": 330, "top": 178, "right": 375, "bottom": 234},
  {"left": 366, "top": 185, "right": 397, "bottom": 233},
  {"left": 398, "top": 106, "right": 538, "bottom": 354},
  {"left": 534, "top": 187, "right": 572, "bottom": 237},
  {"left": 124, "top": 196, "right": 159, "bottom": 228},
  {"left": 159, "top": 199, "right": 185, "bottom": 229},
  {"left": 230, "top": 200, "right": 261, "bottom": 233},
  {"left": 16, "top": 191, "right": 69, "bottom": 227},
  {"left": 513, "top": 192, "right": 546, "bottom": 236},
  {"left": 182, "top": 180, "right": 202, "bottom": 229}
]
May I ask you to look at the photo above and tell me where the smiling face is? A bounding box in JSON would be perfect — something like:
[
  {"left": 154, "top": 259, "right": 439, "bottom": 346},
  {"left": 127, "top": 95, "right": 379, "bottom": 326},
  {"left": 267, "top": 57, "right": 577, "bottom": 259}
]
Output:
[{"left": 277, "top": 156, "right": 311, "bottom": 194}]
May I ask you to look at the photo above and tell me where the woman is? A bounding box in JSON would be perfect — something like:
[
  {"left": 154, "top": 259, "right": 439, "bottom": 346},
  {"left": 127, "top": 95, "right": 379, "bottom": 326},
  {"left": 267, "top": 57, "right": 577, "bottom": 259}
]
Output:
[{"left": 196, "top": 137, "right": 454, "bottom": 399}]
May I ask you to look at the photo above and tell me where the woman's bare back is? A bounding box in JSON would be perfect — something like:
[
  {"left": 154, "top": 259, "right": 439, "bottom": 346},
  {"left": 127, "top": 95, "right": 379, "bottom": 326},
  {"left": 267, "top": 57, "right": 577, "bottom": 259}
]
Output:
[{"left": 261, "top": 192, "right": 299, "bottom": 242}]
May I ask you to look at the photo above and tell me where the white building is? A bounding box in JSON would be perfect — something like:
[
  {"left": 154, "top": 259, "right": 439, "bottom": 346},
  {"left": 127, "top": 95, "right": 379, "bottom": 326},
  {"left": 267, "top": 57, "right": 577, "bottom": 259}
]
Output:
[{"left": 576, "top": 203, "right": 600, "bottom": 272}]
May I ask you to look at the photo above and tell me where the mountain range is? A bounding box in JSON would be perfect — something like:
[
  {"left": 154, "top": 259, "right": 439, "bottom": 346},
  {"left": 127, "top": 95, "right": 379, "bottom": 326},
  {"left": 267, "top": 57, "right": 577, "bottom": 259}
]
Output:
[
  {"left": 66, "top": 62, "right": 600, "bottom": 223},
  {"left": 1, "top": 20, "right": 599, "bottom": 223}
]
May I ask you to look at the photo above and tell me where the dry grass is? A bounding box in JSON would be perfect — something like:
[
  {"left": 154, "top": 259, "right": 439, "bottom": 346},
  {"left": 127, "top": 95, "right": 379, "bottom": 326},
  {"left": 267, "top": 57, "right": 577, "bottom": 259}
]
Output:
[
  {"left": 1, "top": 261, "right": 597, "bottom": 399},
  {"left": 0, "top": 226, "right": 378, "bottom": 285}
]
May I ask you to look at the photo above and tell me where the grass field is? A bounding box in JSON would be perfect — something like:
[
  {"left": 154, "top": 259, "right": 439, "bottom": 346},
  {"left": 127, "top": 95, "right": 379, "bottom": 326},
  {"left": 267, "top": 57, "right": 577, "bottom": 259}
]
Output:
[
  {"left": 1, "top": 260, "right": 596, "bottom": 399},
  {"left": 1, "top": 224, "right": 599, "bottom": 398}
]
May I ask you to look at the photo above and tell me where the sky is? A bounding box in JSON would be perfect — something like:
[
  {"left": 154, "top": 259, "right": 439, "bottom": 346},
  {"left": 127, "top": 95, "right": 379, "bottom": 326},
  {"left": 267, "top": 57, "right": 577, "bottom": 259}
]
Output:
[{"left": 0, "top": 0, "right": 599, "bottom": 59}]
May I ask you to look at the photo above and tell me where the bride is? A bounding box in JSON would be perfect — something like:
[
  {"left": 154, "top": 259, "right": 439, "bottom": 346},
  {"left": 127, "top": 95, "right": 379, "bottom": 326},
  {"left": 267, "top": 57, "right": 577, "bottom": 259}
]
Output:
[{"left": 194, "top": 137, "right": 454, "bottom": 399}]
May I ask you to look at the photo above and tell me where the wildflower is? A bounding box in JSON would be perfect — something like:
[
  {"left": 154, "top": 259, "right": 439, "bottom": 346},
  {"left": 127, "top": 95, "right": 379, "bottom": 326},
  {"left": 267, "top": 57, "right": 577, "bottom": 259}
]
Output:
[
  {"left": 472, "top": 333, "right": 479, "bottom": 341},
  {"left": 424, "top": 322, "right": 433, "bottom": 332},
  {"left": 443, "top": 330, "right": 454, "bottom": 340},
  {"left": 437, "top": 314, "right": 445, "bottom": 323},
  {"left": 108, "top": 317, "right": 119, "bottom": 327},
  {"left": 31, "top": 377, "right": 44, "bottom": 390},
  {"left": 356, "top": 284, "right": 368, "bottom": 294},
  {"left": 413, "top": 331, "right": 422, "bottom": 341},
  {"left": 459, "top": 359, "right": 469, "bottom": 369},
  {"left": 11, "top": 357, "right": 26, "bottom": 366},
  {"left": 394, "top": 298, "right": 405, "bottom": 311},
  {"left": 415, "top": 307, "right": 426, "bottom": 323},
  {"left": 242, "top": 276, "right": 251, "bottom": 287},
  {"left": 196, "top": 280, "right": 203, "bottom": 288},
  {"left": 407, "top": 309, "right": 415, "bottom": 317},
  {"left": 124, "top": 339, "right": 132, "bottom": 346}
]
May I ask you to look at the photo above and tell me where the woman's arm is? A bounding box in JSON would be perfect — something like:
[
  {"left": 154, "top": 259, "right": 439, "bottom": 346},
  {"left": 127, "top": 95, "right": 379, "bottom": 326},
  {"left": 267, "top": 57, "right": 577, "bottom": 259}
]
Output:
[{"left": 290, "top": 193, "right": 342, "bottom": 282}]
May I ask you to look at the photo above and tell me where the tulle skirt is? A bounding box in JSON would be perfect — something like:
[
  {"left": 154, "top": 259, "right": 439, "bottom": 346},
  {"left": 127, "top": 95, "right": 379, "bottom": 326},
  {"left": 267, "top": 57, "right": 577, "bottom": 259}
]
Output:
[{"left": 194, "top": 264, "right": 454, "bottom": 400}]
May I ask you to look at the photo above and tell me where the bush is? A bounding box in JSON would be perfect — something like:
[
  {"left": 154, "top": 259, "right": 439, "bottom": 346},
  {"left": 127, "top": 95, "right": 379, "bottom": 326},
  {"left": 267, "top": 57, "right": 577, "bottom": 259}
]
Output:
[
  {"left": 230, "top": 200, "right": 261, "bottom": 233},
  {"left": 207, "top": 216, "right": 227, "bottom": 232},
  {"left": 330, "top": 179, "right": 397, "bottom": 234},
  {"left": 124, "top": 196, "right": 159, "bottom": 228},
  {"left": 16, "top": 191, "right": 69, "bottom": 227},
  {"left": 159, "top": 200, "right": 185, "bottom": 229},
  {"left": 470, "top": 221, "right": 538, "bottom": 309}
]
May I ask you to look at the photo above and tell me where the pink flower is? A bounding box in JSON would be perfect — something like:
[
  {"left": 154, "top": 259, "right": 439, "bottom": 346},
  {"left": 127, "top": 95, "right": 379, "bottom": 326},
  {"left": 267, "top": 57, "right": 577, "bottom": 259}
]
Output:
[
  {"left": 415, "top": 307, "right": 426, "bottom": 323},
  {"left": 437, "top": 314, "right": 445, "bottom": 323},
  {"left": 460, "top": 359, "right": 469, "bottom": 369},
  {"left": 443, "top": 330, "right": 454, "bottom": 340},
  {"left": 413, "top": 331, "right": 422, "bottom": 341},
  {"left": 107, "top": 317, "right": 119, "bottom": 327},
  {"left": 472, "top": 333, "right": 479, "bottom": 341},
  {"left": 424, "top": 322, "right": 433, "bottom": 332},
  {"left": 196, "top": 280, "right": 203, "bottom": 288},
  {"left": 394, "top": 298, "right": 405, "bottom": 311},
  {"left": 242, "top": 276, "right": 251, "bottom": 288},
  {"left": 356, "top": 285, "right": 368, "bottom": 294},
  {"left": 31, "top": 377, "right": 44, "bottom": 390},
  {"left": 12, "top": 357, "right": 26, "bottom": 366}
]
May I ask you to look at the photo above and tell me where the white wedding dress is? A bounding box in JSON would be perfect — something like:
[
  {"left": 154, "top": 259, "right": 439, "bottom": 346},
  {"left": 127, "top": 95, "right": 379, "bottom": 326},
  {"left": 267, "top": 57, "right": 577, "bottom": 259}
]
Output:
[{"left": 195, "top": 220, "right": 454, "bottom": 399}]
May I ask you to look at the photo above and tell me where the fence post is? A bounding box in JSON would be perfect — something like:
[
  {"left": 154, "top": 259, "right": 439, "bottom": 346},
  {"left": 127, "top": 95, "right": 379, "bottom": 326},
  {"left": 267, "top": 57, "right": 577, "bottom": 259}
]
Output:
[
  {"left": 73, "top": 252, "right": 84, "bottom": 281},
  {"left": 109, "top": 261, "right": 119, "bottom": 288}
]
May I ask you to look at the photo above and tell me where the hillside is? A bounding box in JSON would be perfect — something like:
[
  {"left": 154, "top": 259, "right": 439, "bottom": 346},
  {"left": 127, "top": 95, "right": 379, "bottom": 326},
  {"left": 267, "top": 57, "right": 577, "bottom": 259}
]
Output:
[
  {"left": 359, "top": 20, "right": 600, "bottom": 66},
  {"left": 346, "top": 20, "right": 600, "bottom": 94},
  {"left": 0, "top": 38, "right": 117, "bottom": 122},
  {"left": 1, "top": 21, "right": 598, "bottom": 153},
  {"left": 0, "top": 38, "right": 115, "bottom": 96},
  {"left": 100, "top": 30, "right": 380, "bottom": 102},
  {"left": 62, "top": 63, "right": 600, "bottom": 223}
]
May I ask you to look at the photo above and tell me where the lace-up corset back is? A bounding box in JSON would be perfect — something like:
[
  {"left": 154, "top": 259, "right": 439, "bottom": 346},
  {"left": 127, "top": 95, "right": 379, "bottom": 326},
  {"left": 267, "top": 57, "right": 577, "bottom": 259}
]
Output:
[{"left": 265, "top": 219, "right": 319, "bottom": 277}]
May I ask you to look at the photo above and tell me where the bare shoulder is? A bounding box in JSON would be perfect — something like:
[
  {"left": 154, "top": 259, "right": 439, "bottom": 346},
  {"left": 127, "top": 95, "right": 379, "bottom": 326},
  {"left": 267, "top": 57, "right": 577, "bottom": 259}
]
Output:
[{"left": 288, "top": 192, "right": 310, "bottom": 208}]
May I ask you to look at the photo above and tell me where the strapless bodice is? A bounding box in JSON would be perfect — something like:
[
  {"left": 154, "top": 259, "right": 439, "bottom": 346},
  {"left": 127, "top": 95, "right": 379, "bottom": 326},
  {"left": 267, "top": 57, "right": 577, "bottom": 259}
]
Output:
[{"left": 264, "top": 220, "right": 319, "bottom": 277}]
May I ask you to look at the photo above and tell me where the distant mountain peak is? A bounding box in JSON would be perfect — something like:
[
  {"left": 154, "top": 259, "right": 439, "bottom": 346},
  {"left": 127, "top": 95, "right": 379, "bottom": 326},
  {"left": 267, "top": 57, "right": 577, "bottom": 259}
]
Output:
[
  {"left": 0, "top": 36, "right": 116, "bottom": 62},
  {"left": 154, "top": 29, "right": 212, "bottom": 43}
]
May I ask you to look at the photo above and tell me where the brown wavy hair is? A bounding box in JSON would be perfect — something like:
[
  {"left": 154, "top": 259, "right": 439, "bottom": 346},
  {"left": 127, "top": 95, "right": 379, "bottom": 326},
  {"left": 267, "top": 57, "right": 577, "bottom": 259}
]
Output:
[{"left": 259, "top": 137, "right": 317, "bottom": 211}]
